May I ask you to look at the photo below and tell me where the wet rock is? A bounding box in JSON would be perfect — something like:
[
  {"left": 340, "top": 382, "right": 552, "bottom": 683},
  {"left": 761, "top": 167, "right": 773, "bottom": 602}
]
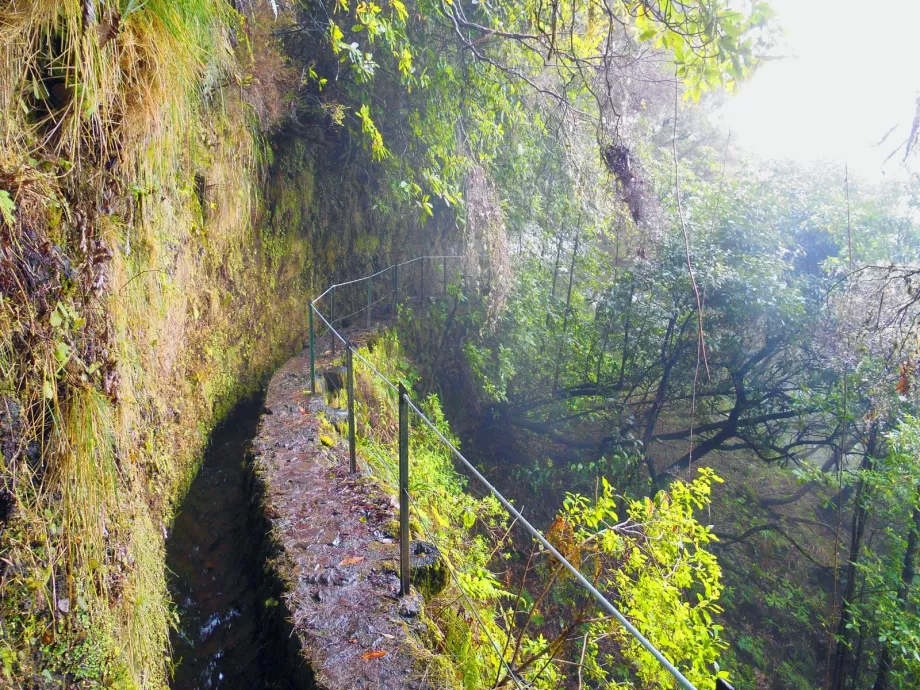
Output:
[
  {"left": 25, "top": 441, "right": 40, "bottom": 464},
  {"left": 409, "top": 541, "right": 447, "bottom": 600},
  {"left": 308, "top": 398, "right": 348, "bottom": 425},
  {"left": 398, "top": 591, "right": 423, "bottom": 618},
  {"left": 284, "top": 371, "right": 308, "bottom": 386},
  {"left": 0, "top": 488, "right": 15, "bottom": 527},
  {"left": 323, "top": 366, "right": 346, "bottom": 394},
  {"left": 304, "top": 568, "right": 355, "bottom": 587}
]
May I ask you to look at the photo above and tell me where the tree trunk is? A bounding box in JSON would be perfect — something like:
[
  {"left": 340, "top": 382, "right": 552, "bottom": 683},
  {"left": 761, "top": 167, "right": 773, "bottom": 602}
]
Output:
[
  {"left": 872, "top": 503, "right": 920, "bottom": 690},
  {"left": 640, "top": 311, "right": 681, "bottom": 487},
  {"left": 540, "top": 232, "right": 566, "bottom": 356},
  {"left": 552, "top": 226, "right": 580, "bottom": 392},
  {"left": 616, "top": 278, "right": 636, "bottom": 389},
  {"left": 594, "top": 320, "right": 610, "bottom": 384},
  {"left": 550, "top": 233, "right": 563, "bottom": 299},
  {"left": 831, "top": 422, "right": 880, "bottom": 690}
]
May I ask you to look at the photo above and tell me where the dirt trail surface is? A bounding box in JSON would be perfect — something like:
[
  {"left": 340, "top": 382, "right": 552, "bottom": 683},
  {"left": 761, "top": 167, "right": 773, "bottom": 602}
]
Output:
[{"left": 253, "top": 327, "right": 430, "bottom": 690}]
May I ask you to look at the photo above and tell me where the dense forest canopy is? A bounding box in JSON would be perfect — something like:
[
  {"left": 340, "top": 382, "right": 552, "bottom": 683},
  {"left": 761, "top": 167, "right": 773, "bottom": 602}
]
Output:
[{"left": 2, "top": 0, "right": 920, "bottom": 688}]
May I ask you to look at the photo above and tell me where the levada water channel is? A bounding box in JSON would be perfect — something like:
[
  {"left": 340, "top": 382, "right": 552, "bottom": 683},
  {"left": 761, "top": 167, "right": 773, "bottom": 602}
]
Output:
[{"left": 165, "top": 395, "right": 314, "bottom": 690}]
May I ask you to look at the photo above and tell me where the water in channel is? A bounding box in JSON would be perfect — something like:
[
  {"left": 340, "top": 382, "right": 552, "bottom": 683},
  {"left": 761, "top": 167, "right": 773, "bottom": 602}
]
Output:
[{"left": 166, "top": 395, "right": 313, "bottom": 690}]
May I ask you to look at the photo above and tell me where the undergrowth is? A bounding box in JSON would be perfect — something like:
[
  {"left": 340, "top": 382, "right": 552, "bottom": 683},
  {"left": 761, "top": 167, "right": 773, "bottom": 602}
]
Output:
[
  {"left": 695, "top": 451, "right": 837, "bottom": 689},
  {"left": 338, "top": 331, "right": 730, "bottom": 689}
]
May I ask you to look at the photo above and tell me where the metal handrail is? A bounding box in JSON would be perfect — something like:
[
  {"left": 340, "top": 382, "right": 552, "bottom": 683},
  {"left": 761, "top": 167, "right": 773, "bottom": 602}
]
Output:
[
  {"left": 306, "top": 255, "right": 724, "bottom": 690},
  {"left": 312, "top": 254, "right": 460, "bottom": 359},
  {"left": 313, "top": 255, "right": 462, "bottom": 303}
]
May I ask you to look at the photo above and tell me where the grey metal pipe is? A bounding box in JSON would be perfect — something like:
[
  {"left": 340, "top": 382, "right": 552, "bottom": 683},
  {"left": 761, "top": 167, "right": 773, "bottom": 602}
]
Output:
[
  {"left": 398, "top": 383, "right": 410, "bottom": 596},
  {"left": 346, "top": 345, "right": 356, "bottom": 474}
]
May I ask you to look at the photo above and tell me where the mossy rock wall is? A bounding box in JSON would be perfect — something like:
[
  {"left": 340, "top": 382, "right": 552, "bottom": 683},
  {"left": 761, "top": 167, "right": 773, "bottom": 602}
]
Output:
[{"left": 0, "top": 2, "right": 435, "bottom": 687}]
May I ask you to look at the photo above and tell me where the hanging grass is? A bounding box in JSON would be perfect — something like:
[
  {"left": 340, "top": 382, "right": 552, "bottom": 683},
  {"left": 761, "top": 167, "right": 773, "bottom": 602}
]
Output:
[
  {"left": 0, "top": 2, "right": 309, "bottom": 687},
  {"left": 51, "top": 385, "right": 119, "bottom": 596},
  {"left": 0, "top": 0, "right": 237, "bottom": 176}
]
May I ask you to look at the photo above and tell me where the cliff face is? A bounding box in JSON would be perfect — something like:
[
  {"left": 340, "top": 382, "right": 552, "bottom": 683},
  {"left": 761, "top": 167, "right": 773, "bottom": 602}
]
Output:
[{"left": 0, "top": 2, "right": 425, "bottom": 687}]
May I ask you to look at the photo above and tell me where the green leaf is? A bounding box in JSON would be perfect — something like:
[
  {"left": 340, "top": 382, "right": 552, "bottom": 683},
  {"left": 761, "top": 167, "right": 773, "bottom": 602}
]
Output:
[
  {"left": 54, "top": 341, "right": 70, "bottom": 364},
  {"left": 0, "top": 190, "right": 15, "bottom": 227}
]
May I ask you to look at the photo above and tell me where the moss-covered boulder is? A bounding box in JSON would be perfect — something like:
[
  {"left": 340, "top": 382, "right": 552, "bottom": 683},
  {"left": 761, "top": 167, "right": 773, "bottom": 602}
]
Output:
[{"left": 409, "top": 540, "right": 448, "bottom": 599}]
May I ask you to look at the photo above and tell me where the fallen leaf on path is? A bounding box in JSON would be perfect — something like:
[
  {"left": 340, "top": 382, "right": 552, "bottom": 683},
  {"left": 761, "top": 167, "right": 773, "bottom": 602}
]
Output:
[
  {"left": 338, "top": 556, "right": 365, "bottom": 567},
  {"left": 361, "top": 650, "right": 387, "bottom": 660}
]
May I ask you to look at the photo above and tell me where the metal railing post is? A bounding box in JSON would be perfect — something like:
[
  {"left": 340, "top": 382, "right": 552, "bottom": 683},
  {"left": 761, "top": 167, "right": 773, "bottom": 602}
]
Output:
[
  {"left": 309, "top": 305, "right": 316, "bottom": 394},
  {"left": 393, "top": 263, "right": 398, "bottom": 314},
  {"left": 367, "top": 276, "right": 372, "bottom": 329},
  {"left": 346, "top": 345, "right": 357, "bottom": 474},
  {"left": 331, "top": 286, "right": 336, "bottom": 359},
  {"left": 398, "top": 382, "right": 410, "bottom": 596}
]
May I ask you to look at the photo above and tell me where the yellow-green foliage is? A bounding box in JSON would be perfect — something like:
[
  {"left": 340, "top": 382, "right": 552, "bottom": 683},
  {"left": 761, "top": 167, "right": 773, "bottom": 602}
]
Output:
[
  {"left": 0, "top": 1, "right": 309, "bottom": 687},
  {"left": 353, "top": 332, "right": 504, "bottom": 571},
  {"left": 0, "top": 0, "right": 236, "bottom": 164},
  {"left": 348, "top": 332, "right": 535, "bottom": 689},
  {"left": 562, "top": 468, "right": 729, "bottom": 688}
]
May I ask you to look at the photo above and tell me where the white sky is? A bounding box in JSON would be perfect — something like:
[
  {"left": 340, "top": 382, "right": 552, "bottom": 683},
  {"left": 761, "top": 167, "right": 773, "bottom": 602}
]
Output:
[{"left": 717, "top": 0, "right": 920, "bottom": 178}]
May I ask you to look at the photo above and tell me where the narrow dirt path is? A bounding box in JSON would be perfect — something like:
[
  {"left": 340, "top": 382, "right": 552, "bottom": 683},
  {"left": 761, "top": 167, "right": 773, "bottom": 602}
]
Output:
[{"left": 252, "top": 327, "right": 430, "bottom": 690}]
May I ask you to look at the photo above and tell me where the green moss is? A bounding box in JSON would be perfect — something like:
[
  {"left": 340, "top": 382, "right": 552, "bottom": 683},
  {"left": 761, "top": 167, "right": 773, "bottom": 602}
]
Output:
[
  {"left": 354, "top": 231, "right": 380, "bottom": 257},
  {"left": 410, "top": 553, "right": 449, "bottom": 600},
  {"left": 0, "top": 0, "right": 428, "bottom": 685},
  {"left": 0, "top": 4, "right": 311, "bottom": 687}
]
